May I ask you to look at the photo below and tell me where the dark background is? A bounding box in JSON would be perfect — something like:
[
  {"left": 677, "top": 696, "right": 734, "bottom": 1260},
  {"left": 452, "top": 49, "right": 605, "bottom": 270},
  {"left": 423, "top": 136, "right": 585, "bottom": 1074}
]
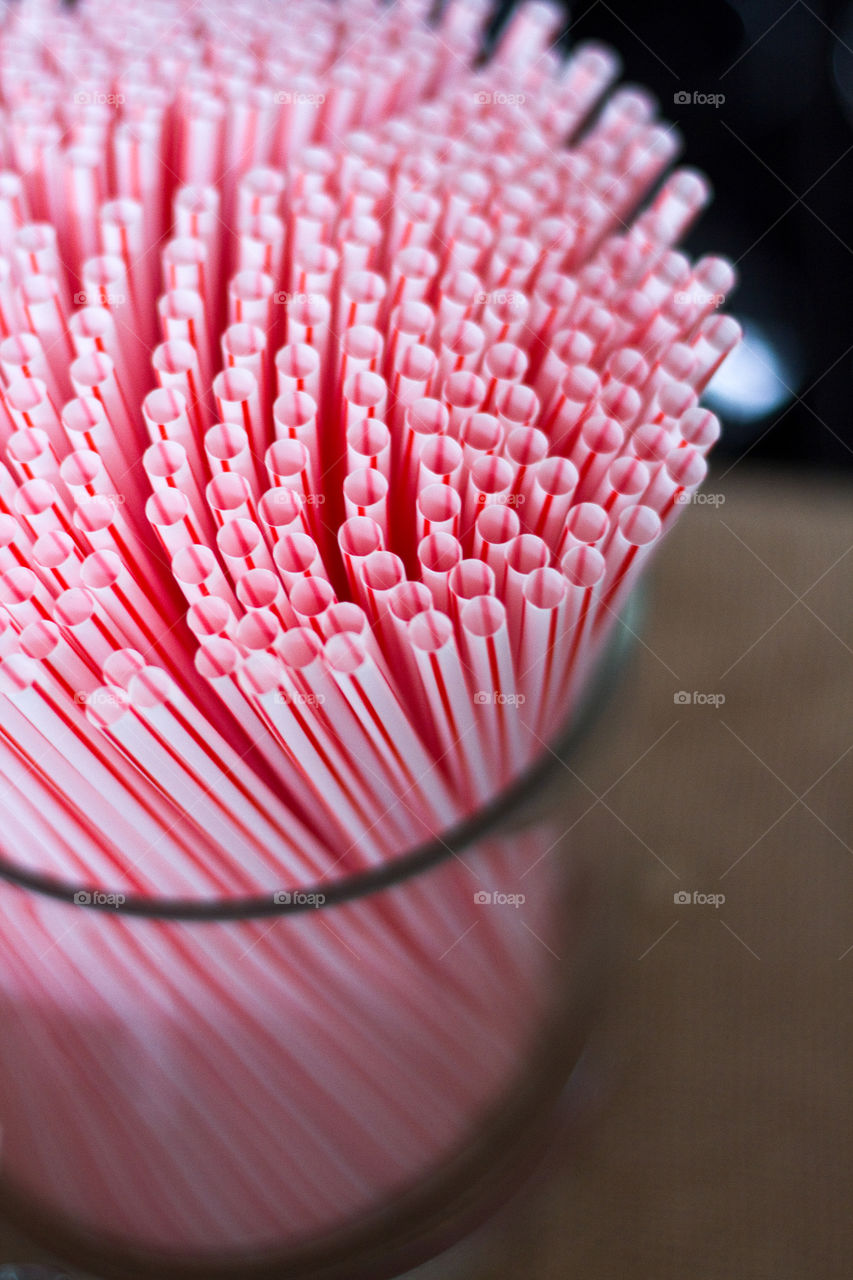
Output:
[{"left": 491, "top": 0, "right": 853, "bottom": 471}]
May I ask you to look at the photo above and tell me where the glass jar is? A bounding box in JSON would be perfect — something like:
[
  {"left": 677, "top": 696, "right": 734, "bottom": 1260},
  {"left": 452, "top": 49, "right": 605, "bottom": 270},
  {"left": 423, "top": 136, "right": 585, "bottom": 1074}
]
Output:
[{"left": 0, "top": 603, "right": 639, "bottom": 1280}]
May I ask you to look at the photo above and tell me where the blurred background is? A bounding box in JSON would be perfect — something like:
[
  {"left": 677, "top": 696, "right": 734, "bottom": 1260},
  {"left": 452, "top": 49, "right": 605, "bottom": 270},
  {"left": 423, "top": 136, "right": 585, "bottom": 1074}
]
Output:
[{"left": 490, "top": 0, "right": 853, "bottom": 470}]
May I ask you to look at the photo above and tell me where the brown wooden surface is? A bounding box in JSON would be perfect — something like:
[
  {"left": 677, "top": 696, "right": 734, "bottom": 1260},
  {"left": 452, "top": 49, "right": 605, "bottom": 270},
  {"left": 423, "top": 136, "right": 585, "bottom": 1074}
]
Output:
[
  {"left": 438, "top": 461, "right": 853, "bottom": 1280},
  {"left": 3, "top": 463, "right": 852, "bottom": 1279}
]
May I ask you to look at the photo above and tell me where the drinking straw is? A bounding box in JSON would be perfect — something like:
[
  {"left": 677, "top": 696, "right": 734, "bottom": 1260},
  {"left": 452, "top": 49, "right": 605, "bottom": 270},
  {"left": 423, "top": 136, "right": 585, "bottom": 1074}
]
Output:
[
  {"left": 417, "top": 531, "right": 462, "bottom": 614},
  {"left": 679, "top": 406, "right": 722, "bottom": 454},
  {"left": 272, "top": 388, "right": 322, "bottom": 488},
  {"left": 3, "top": 378, "right": 63, "bottom": 463},
  {"left": 228, "top": 269, "right": 276, "bottom": 331},
  {"left": 524, "top": 455, "right": 579, "bottom": 545},
  {"left": 594, "top": 503, "right": 663, "bottom": 631},
  {"left": 458, "top": 592, "right": 527, "bottom": 780},
  {"left": 554, "top": 542, "right": 608, "bottom": 716},
  {"left": 416, "top": 481, "right": 462, "bottom": 544},
  {"left": 205, "top": 422, "right": 260, "bottom": 491},
  {"left": 406, "top": 608, "right": 493, "bottom": 806},
  {"left": 346, "top": 416, "right": 392, "bottom": 482},
  {"left": 322, "top": 629, "right": 459, "bottom": 832}
]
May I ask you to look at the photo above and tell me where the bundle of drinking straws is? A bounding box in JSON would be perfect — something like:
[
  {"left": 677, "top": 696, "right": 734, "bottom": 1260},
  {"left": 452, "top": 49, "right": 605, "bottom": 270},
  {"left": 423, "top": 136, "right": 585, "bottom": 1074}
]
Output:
[{"left": 0, "top": 0, "right": 739, "bottom": 897}]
